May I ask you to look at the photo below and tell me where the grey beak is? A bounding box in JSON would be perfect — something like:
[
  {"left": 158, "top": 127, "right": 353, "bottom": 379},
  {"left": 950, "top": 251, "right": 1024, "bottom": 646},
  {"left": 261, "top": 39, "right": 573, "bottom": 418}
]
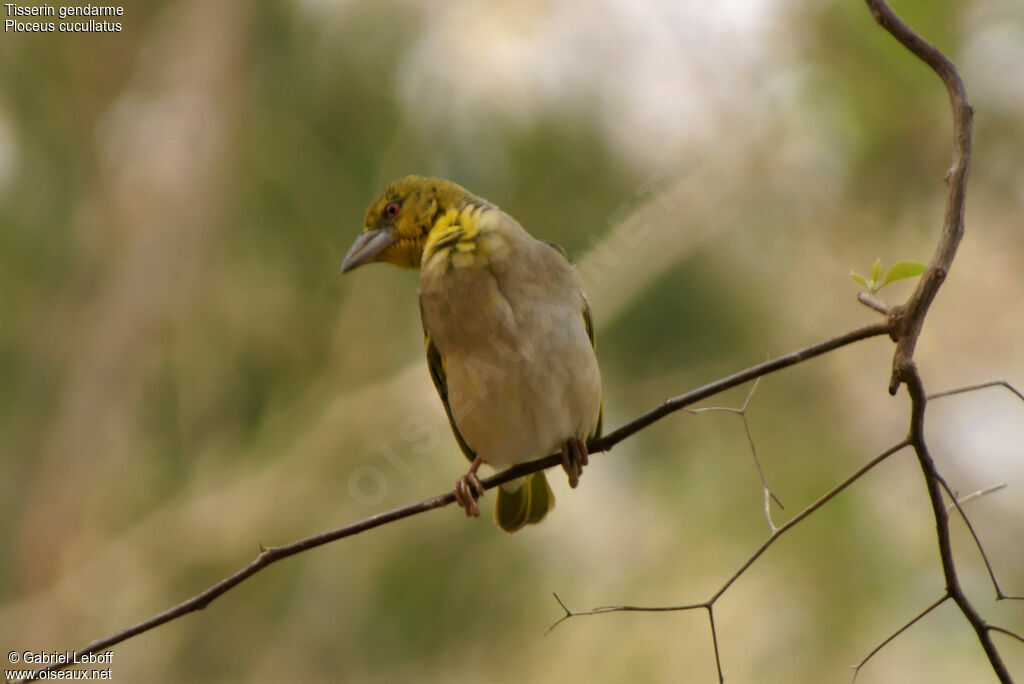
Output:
[{"left": 340, "top": 229, "right": 395, "bottom": 273}]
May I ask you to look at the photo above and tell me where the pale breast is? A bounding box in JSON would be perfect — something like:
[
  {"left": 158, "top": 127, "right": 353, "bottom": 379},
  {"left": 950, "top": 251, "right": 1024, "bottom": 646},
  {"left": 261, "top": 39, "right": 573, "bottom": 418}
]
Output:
[{"left": 419, "top": 212, "right": 602, "bottom": 470}]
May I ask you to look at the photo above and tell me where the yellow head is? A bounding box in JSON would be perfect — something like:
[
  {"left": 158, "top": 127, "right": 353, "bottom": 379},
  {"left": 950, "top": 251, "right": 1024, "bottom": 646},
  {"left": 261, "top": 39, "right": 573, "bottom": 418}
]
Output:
[{"left": 341, "top": 175, "right": 474, "bottom": 272}]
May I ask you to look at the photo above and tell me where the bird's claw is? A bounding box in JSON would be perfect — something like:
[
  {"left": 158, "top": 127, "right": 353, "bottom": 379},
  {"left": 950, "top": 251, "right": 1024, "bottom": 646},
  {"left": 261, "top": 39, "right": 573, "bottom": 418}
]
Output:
[
  {"left": 454, "top": 471, "right": 485, "bottom": 517},
  {"left": 561, "top": 438, "right": 588, "bottom": 489}
]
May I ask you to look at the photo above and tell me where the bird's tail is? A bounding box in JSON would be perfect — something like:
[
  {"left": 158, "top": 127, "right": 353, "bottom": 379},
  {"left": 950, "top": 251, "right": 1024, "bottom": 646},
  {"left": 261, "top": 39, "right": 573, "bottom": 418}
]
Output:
[{"left": 493, "top": 471, "right": 555, "bottom": 533}]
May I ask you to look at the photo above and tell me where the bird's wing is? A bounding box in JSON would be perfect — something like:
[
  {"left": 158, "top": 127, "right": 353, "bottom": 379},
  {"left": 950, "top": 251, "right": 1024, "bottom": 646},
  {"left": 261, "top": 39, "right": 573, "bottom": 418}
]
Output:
[
  {"left": 582, "top": 293, "right": 603, "bottom": 440},
  {"left": 544, "top": 240, "right": 603, "bottom": 440},
  {"left": 420, "top": 296, "right": 477, "bottom": 463}
]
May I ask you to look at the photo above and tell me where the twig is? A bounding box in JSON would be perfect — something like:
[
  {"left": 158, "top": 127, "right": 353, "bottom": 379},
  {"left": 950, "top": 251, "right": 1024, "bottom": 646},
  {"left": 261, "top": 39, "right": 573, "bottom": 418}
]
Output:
[
  {"left": 545, "top": 439, "right": 911, "bottom": 681},
  {"left": 988, "top": 626, "right": 1024, "bottom": 645},
  {"left": 547, "top": 595, "right": 726, "bottom": 683},
  {"left": 859, "top": 2, "right": 1015, "bottom": 681},
  {"left": 918, "top": 379, "right": 1022, "bottom": 599},
  {"left": 928, "top": 379, "right": 1024, "bottom": 403},
  {"left": 709, "top": 440, "right": 908, "bottom": 603},
  {"left": 595, "top": 320, "right": 891, "bottom": 450},
  {"left": 863, "top": 0, "right": 973, "bottom": 396},
  {"left": 939, "top": 478, "right": 1023, "bottom": 602},
  {"left": 857, "top": 292, "right": 891, "bottom": 315},
  {"left": 545, "top": 4, "right": 1008, "bottom": 678},
  {"left": 706, "top": 606, "right": 724, "bottom": 683},
  {"left": 687, "top": 377, "right": 784, "bottom": 532},
  {"left": 946, "top": 483, "right": 1006, "bottom": 512},
  {"left": 927, "top": 379, "right": 1023, "bottom": 599},
  {"left": 850, "top": 594, "right": 951, "bottom": 683},
  {"left": 903, "top": 370, "right": 1012, "bottom": 682},
  {"left": 18, "top": 320, "right": 893, "bottom": 682},
  {"left": 546, "top": 592, "right": 707, "bottom": 634}
]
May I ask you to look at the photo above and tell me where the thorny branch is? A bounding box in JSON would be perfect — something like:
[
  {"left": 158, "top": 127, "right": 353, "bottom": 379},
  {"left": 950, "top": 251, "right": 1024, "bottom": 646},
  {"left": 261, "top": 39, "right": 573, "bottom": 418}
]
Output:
[
  {"left": 547, "top": 440, "right": 911, "bottom": 683},
  {"left": 902, "top": 370, "right": 1013, "bottom": 681},
  {"left": 548, "top": 370, "right": 1023, "bottom": 682},
  {"left": 18, "top": 320, "right": 891, "bottom": 683},
  {"left": 864, "top": 0, "right": 1018, "bottom": 680},
  {"left": 548, "top": 375, "right": 1023, "bottom": 682},
  {"left": 931, "top": 380, "right": 1024, "bottom": 602},
  {"left": 686, "top": 377, "right": 784, "bottom": 532},
  {"left": 865, "top": 0, "right": 972, "bottom": 397},
  {"left": 850, "top": 594, "right": 951, "bottom": 683},
  {"left": 929, "top": 379, "right": 1024, "bottom": 403},
  {"left": 938, "top": 476, "right": 1024, "bottom": 604},
  {"left": 551, "top": 1, "right": 1020, "bottom": 682},
  {"left": 990, "top": 627, "right": 1024, "bottom": 646}
]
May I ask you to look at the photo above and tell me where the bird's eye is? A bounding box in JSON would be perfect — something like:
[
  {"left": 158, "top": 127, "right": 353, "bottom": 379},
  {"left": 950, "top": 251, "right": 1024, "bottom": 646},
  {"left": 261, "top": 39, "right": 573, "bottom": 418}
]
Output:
[{"left": 383, "top": 202, "right": 401, "bottom": 218}]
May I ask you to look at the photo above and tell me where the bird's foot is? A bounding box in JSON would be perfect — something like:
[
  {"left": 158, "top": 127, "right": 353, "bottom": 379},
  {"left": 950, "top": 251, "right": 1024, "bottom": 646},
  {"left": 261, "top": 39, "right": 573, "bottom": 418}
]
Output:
[
  {"left": 454, "top": 457, "right": 485, "bottom": 517},
  {"left": 561, "top": 437, "right": 589, "bottom": 489}
]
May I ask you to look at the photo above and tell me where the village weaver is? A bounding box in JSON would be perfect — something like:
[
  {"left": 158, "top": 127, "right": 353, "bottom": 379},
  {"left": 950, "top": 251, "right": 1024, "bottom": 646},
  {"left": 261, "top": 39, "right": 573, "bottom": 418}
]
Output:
[{"left": 341, "top": 176, "right": 603, "bottom": 533}]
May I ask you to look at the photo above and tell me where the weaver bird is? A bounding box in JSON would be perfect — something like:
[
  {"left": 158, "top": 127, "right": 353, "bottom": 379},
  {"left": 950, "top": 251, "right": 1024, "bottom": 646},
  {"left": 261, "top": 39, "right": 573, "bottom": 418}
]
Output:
[{"left": 341, "top": 176, "right": 602, "bottom": 532}]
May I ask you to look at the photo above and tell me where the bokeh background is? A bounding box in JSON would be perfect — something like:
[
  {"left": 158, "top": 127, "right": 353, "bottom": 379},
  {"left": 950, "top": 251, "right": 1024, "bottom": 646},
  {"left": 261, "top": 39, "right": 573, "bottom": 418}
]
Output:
[{"left": 2, "top": 0, "right": 1022, "bottom": 682}]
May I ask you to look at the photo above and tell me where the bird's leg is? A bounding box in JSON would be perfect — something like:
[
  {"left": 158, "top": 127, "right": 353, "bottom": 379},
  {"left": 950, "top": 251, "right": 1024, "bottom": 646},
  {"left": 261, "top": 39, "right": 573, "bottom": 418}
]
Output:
[
  {"left": 560, "top": 437, "right": 589, "bottom": 489},
  {"left": 454, "top": 456, "right": 485, "bottom": 518}
]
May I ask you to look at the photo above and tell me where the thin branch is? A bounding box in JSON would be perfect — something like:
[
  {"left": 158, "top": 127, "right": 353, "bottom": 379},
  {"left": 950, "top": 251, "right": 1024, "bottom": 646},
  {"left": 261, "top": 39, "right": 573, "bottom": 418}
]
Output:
[
  {"left": 857, "top": 292, "right": 892, "bottom": 315},
  {"left": 547, "top": 595, "right": 724, "bottom": 682},
  {"left": 926, "top": 378, "right": 1023, "bottom": 600},
  {"left": 939, "top": 478, "right": 1023, "bottom": 602},
  {"left": 927, "top": 378, "right": 1024, "bottom": 598},
  {"left": 946, "top": 483, "right": 1006, "bottom": 512},
  {"left": 546, "top": 592, "right": 707, "bottom": 633},
  {"left": 740, "top": 406, "right": 783, "bottom": 531},
  {"left": 706, "top": 606, "right": 724, "bottom": 683},
  {"left": 687, "top": 376, "right": 784, "bottom": 532},
  {"left": 928, "top": 379, "right": 1024, "bottom": 403},
  {"left": 903, "top": 369, "right": 1012, "bottom": 682},
  {"left": 545, "top": 593, "right": 573, "bottom": 635},
  {"left": 544, "top": 441, "right": 910, "bottom": 682},
  {"left": 850, "top": 594, "right": 951, "bottom": 683},
  {"left": 861, "top": 3, "right": 1013, "bottom": 680},
  {"left": 596, "top": 319, "right": 891, "bottom": 449},
  {"left": 707, "top": 440, "right": 908, "bottom": 604},
  {"left": 988, "top": 626, "right": 1024, "bottom": 646},
  {"left": 19, "top": 320, "right": 893, "bottom": 682},
  {"left": 546, "top": 440, "right": 910, "bottom": 616},
  {"left": 863, "top": 0, "right": 973, "bottom": 396},
  {"left": 914, "top": 378, "right": 1022, "bottom": 600}
]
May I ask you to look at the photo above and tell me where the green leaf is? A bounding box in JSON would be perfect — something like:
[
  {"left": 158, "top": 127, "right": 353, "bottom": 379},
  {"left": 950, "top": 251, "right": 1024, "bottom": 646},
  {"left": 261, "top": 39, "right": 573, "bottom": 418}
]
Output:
[
  {"left": 882, "top": 261, "right": 926, "bottom": 286},
  {"left": 851, "top": 271, "right": 867, "bottom": 287},
  {"left": 868, "top": 257, "right": 883, "bottom": 284}
]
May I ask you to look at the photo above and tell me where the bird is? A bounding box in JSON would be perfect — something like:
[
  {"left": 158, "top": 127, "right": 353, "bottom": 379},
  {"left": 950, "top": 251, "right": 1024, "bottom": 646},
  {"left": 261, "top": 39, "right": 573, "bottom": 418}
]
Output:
[{"left": 341, "top": 175, "right": 602, "bottom": 532}]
